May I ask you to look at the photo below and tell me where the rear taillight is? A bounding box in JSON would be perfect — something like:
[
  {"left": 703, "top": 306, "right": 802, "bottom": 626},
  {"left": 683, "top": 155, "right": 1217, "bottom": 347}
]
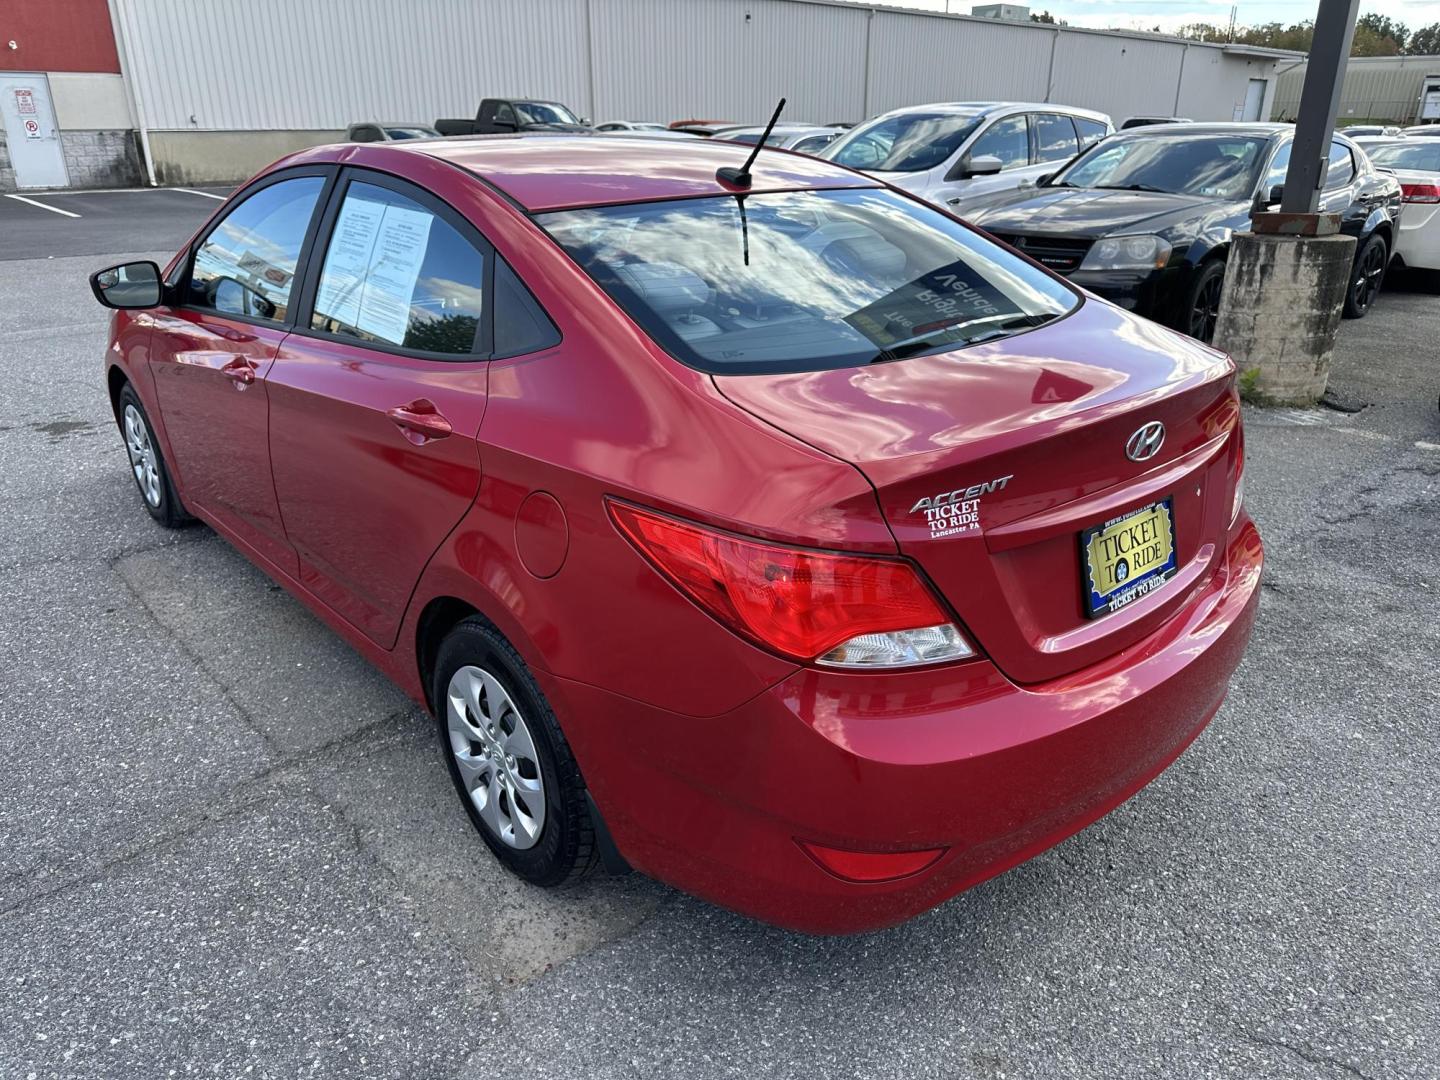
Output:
[
  {"left": 608, "top": 501, "right": 975, "bottom": 668},
  {"left": 1402, "top": 182, "right": 1440, "bottom": 204},
  {"left": 1231, "top": 425, "right": 1246, "bottom": 525}
]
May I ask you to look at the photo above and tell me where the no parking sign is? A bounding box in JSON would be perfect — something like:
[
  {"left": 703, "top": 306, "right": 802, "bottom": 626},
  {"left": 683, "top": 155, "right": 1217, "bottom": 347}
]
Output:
[{"left": 23, "top": 117, "right": 40, "bottom": 140}]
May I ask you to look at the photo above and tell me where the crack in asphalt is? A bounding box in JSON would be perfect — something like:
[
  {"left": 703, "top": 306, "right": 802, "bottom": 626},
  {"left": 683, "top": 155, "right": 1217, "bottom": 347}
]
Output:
[{"left": 1234, "top": 1028, "right": 1378, "bottom": 1080}]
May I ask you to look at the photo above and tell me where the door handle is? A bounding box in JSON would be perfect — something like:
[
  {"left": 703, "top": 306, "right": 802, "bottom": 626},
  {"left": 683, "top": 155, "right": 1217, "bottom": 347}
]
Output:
[
  {"left": 221, "top": 357, "right": 256, "bottom": 387},
  {"left": 387, "top": 399, "right": 453, "bottom": 443}
]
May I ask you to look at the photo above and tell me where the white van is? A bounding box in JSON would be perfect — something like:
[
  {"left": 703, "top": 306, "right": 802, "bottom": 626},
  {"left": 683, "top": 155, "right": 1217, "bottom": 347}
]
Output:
[{"left": 820, "top": 102, "right": 1113, "bottom": 213}]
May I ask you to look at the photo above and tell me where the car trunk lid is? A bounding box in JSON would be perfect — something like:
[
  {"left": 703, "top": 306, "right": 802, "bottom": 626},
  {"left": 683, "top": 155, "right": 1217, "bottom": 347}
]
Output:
[{"left": 714, "top": 300, "right": 1241, "bottom": 684}]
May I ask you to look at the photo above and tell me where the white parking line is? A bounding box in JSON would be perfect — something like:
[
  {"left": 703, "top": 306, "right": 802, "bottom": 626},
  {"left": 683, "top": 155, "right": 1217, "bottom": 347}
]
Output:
[
  {"left": 4, "top": 193, "right": 80, "bottom": 218},
  {"left": 170, "top": 187, "right": 227, "bottom": 200}
]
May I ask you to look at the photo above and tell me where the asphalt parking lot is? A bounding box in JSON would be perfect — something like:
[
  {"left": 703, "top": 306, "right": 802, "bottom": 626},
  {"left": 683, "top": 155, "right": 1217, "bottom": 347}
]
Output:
[{"left": 1, "top": 189, "right": 1436, "bottom": 1080}]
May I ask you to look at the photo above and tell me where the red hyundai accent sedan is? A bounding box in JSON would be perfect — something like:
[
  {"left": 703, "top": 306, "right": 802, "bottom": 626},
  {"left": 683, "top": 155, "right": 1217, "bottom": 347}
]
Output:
[{"left": 90, "top": 135, "right": 1261, "bottom": 934}]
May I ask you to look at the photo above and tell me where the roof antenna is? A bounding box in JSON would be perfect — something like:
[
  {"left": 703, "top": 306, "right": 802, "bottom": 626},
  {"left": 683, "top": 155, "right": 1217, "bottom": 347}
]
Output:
[{"left": 717, "top": 97, "right": 786, "bottom": 188}]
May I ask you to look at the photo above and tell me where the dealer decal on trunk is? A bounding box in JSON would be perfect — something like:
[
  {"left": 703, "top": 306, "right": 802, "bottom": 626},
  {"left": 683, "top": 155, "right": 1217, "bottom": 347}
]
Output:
[{"left": 908, "top": 474, "right": 1013, "bottom": 539}]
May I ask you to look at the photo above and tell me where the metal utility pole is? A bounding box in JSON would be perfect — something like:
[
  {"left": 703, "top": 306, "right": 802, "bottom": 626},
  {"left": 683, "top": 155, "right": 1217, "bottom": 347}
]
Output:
[{"left": 1280, "top": 0, "right": 1361, "bottom": 214}]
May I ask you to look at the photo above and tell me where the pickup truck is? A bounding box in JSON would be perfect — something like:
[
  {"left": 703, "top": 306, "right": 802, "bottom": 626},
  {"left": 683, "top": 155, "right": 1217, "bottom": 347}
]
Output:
[{"left": 434, "top": 98, "right": 591, "bottom": 137}]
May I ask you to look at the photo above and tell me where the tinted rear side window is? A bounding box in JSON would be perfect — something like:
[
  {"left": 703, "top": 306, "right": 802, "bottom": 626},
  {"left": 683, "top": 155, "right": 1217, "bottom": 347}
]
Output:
[
  {"left": 493, "top": 259, "right": 560, "bottom": 358},
  {"left": 1075, "top": 117, "right": 1109, "bottom": 148},
  {"left": 311, "top": 181, "right": 487, "bottom": 355},
  {"left": 541, "top": 188, "right": 1077, "bottom": 376},
  {"left": 1034, "top": 114, "right": 1080, "bottom": 163}
]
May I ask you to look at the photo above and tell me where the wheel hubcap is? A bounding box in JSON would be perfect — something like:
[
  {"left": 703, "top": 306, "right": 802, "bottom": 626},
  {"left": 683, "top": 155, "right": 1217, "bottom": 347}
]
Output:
[
  {"left": 446, "top": 665, "right": 546, "bottom": 850},
  {"left": 123, "top": 403, "right": 162, "bottom": 507}
]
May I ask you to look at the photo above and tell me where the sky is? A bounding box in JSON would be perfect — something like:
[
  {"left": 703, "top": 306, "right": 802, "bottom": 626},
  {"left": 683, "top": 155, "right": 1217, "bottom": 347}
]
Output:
[{"left": 882, "top": 0, "right": 1440, "bottom": 36}]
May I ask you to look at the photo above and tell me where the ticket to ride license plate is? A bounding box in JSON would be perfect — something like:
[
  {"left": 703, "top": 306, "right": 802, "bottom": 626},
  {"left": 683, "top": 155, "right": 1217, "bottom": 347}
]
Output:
[{"left": 1080, "top": 498, "right": 1178, "bottom": 618}]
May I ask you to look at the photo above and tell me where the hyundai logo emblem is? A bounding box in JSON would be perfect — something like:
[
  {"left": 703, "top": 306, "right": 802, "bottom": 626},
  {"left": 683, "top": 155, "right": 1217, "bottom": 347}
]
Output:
[{"left": 1125, "top": 421, "right": 1166, "bottom": 462}]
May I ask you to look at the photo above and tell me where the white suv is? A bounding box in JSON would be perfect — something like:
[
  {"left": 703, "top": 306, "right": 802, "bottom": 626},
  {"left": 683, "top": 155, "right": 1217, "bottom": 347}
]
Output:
[{"left": 820, "top": 102, "right": 1113, "bottom": 213}]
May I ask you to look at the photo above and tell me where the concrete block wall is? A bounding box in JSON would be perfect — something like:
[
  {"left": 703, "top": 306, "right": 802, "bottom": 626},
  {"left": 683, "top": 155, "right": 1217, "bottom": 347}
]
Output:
[{"left": 59, "top": 129, "right": 143, "bottom": 188}]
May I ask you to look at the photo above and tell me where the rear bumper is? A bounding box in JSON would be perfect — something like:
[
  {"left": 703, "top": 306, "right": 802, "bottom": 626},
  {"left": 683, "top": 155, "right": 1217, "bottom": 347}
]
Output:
[
  {"left": 548, "top": 518, "right": 1262, "bottom": 934},
  {"left": 1395, "top": 208, "right": 1440, "bottom": 271}
]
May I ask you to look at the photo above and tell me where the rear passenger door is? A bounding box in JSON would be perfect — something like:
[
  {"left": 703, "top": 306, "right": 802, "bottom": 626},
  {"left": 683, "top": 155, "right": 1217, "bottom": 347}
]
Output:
[
  {"left": 264, "top": 170, "right": 495, "bottom": 646},
  {"left": 1031, "top": 113, "right": 1082, "bottom": 180}
]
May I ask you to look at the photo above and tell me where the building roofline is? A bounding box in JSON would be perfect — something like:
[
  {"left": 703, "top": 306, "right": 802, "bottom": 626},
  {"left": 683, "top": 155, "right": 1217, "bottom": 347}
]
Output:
[{"left": 759, "top": 0, "right": 1303, "bottom": 57}]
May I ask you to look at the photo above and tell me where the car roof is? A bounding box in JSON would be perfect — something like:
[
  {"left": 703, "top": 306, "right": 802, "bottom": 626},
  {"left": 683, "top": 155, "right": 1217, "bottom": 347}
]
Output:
[
  {"left": 1115, "top": 122, "right": 1288, "bottom": 138},
  {"left": 395, "top": 134, "right": 880, "bottom": 211},
  {"left": 877, "top": 100, "right": 1109, "bottom": 121},
  {"left": 723, "top": 124, "right": 834, "bottom": 136}
]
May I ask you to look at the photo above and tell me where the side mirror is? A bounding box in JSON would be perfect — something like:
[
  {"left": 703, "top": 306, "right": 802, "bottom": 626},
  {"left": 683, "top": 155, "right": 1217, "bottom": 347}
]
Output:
[
  {"left": 948, "top": 154, "right": 1004, "bottom": 181},
  {"left": 90, "top": 261, "right": 163, "bottom": 309},
  {"left": 1036, "top": 172, "right": 1055, "bottom": 187}
]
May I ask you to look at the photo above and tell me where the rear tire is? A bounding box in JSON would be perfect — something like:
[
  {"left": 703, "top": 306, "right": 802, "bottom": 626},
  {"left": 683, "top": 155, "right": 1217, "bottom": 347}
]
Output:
[
  {"left": 433, "top": 617, "right": 596, "bottom": 887},
  {"left": 117, "top": 384, "right": 191, "bottom": 529},
  {"left": 1343, "top": 234, "right": 1387, "bottom": 319},
  {"left": 1179, "top": 259, "right": 1227, "bottom": 344}
]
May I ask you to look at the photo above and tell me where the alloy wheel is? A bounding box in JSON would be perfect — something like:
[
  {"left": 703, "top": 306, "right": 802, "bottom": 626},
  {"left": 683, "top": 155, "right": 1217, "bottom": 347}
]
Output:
[
  {"left": 446, "top": 664, "right": 547, "bottom": 850},
  {"left": 123, "top": 403, "right": 162, "bottom": 507},
  {"left": 1189, "top": 274, "right": 1224, "bottom": 342},
  {"left": 1353, "top": 243, "right": 1385, "bottom": 314}
]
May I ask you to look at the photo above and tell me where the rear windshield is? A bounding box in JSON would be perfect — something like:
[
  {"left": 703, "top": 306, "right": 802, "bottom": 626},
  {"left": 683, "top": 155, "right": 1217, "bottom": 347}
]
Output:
[
  {"left": 1366, "top": 141, "right": 1440, "bottom": 172},
  {"left": 823, "top": 112, "right": 983, "bottom": 173},
  {"left": 540, "top": 188, "right": 1078, "bottom": 375}
]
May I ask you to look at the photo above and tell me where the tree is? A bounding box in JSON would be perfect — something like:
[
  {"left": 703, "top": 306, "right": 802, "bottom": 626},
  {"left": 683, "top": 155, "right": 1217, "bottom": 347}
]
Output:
[
  {"left": 1353, "top": 13, "right": 1408, "bottom": 55},
  {"left": 1407, "top": 22, "right": 1440, "bottom": 54},
  {"left": 1029, "top": 11, "right": 1065, "bottom": 25}
]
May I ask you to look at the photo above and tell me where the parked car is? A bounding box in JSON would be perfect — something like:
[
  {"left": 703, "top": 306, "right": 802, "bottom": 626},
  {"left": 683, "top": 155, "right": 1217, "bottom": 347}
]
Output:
[
  {"left": 435, "top": 98, "right": 589, "bottom": 137},
  {"left": 346, "top": 122, "right": 441, "bottom": 143},
  {"left": 717, "top": 123, "right": 840, "bottom": 154},
  {"left": 1360, "top": 139, "right": 1440, "bottom": 276},
  {"left": 1121, "top": 116, "right": 1193, "bottom": 130},
  {"left": 1402, "top": 125, "right": 1440, "bottom": 137},
  {"left": 594, "top": 121, "right": 667, "bottom": 132},
  {"left": 597, "top": 129, "right": 706, "bottom": 141},
  {"left": 819, "top": 101, "right": 1113, "bottom": 212},
  {"left": 964, "top": 123, "right": 1403, "bottom": 341},
  {"left": 88, "top": 135, "right": 1260, "bottom": 934},
  {"left": 1342, "top": 124, "right": 1401, "bottom": 138}
]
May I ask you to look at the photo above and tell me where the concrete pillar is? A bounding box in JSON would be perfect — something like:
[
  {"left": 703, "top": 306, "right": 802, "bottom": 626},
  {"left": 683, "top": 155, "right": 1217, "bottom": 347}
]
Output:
[{"left": 1211, "top": 232, "right": 1356, "bottom": 406}]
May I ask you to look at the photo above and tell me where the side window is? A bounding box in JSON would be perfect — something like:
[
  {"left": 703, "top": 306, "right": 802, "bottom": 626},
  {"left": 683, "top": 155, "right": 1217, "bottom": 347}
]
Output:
[
  {"left": 188, "top": 175, "right": 324, "bottom": 323},
  {"left": 311, "top": 180, "right": 488, "bottom": 356},
  {"left": 493, "top": 258, "right": 561, "bottom": 358},
  {"left": 352, "top": 126, "right": 379, "bottom": 143},
  {"left": 496, "top": 103, "right": 517, "bottom": 126},
  {"left": 1325, "top": 141, "right": 1355, "bottom": 190},
  {"left": 1075, "top": 117, "right": 1108, "bottom": 150},
  {"left": 968, "top": 115, "right": 1030, "bottom": 171},
  {"left": 791, "top": 134, "right": 833, "bottom": 154},
  {"left": 1034, "top": 113, "right": 1079, "bottom": 164},
  {"left": 1264, "top": 140, "right": 1291, "bottom": 191}
]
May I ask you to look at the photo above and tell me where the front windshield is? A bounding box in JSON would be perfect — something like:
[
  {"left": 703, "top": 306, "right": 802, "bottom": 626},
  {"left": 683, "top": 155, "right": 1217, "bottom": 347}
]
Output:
[
  {"left": 541, "top": 188, "right": 1077, "bottom": 375},
  {"left": 1054, "top": 134, "right": 1271, "bottom": 199},
  {"left": 515, "top": 102, "right": 581, "bottom": 125},
  {"left": 822, "top": 112, "right": 983, "bottom": 173},
  {"left": 1367, "top": 141, "right": 1440, "bottom": 172}
]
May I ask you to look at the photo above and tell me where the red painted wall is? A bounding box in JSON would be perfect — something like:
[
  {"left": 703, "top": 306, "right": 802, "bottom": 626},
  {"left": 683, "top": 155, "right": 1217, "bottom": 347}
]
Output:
[{"left": 1, "top": 0, "right": 121, "bottom": 73}]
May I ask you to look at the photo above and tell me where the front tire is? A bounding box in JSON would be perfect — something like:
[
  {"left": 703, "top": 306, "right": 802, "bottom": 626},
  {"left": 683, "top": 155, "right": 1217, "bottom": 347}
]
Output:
[
  {"left": 433, "top": 617, "right": 596, "bottom": 887},
  {"left": 117, "top": 384, "right": 190, "bottom": 528},
  {"left": 1344, "top": 234, "right": 1387, "bottom": 319}
]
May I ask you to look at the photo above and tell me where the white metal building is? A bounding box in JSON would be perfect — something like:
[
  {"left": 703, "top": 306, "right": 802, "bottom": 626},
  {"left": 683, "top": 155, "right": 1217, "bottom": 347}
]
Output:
[{"left": 9, "top": 0, "right": 1295, "bottom": 188}]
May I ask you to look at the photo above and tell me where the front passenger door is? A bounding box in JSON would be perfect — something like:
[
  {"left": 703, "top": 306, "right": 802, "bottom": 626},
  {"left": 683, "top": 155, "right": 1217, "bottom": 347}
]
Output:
[
  {"left": 147, "top": 171, "right": 329, "bottom": 573},
  {"left": 941, "top": 113, "right": 1031, "bottom": 212}
]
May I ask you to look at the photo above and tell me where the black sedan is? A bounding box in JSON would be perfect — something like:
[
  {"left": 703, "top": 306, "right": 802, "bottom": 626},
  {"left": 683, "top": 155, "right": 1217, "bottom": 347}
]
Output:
[{"left": 961, "top": 123, "right": 1403, "bottom": 342}]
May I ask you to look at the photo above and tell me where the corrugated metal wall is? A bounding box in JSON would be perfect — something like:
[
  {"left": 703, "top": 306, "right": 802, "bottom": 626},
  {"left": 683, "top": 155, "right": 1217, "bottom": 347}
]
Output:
[
  {"left": 112, "top": 0, "right": 1283, "bottom": 132},
  {"left": 1275, "top": 56, "right": 1440, "bottom": 124}
]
